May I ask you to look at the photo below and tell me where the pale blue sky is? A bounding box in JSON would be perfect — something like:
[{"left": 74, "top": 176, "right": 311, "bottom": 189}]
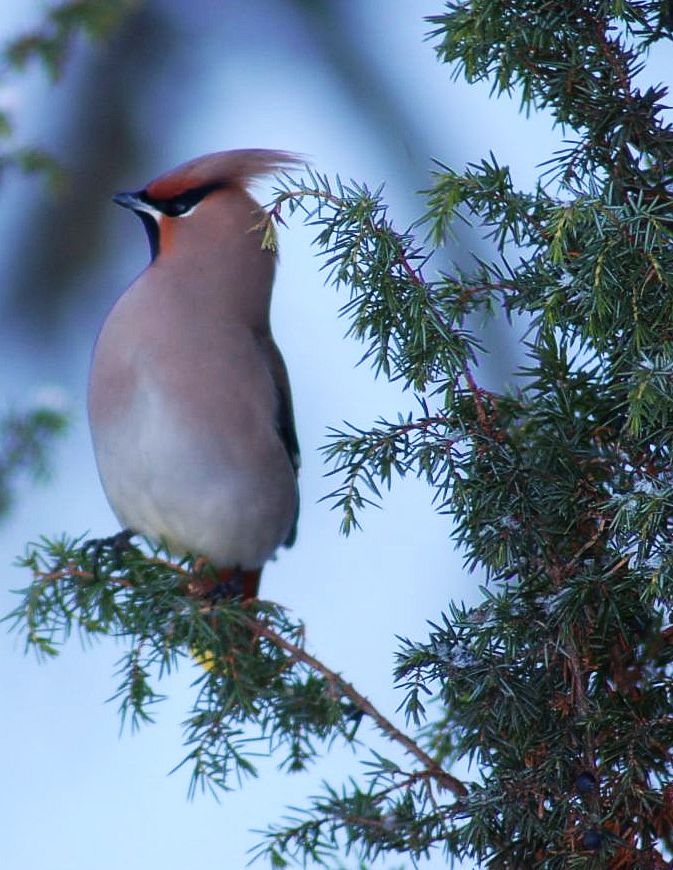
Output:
[{"left": 1, "top": 4, "right": 669, "bottom": 869}]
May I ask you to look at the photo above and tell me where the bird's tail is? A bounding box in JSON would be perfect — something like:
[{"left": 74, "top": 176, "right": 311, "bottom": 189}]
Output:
[
  {"left": 188, "top": 566, "right": 262, "bottom": 672},
  {"left": 188, "top": 566, "right": 261, "bottom": 600}
]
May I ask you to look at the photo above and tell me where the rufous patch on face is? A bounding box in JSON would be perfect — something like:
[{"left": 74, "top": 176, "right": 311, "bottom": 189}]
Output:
[{"left": 158, "top": 214, "right": 177, "bottom": 256}]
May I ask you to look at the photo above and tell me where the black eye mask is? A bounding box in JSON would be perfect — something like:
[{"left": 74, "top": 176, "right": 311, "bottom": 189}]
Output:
[
  {"left": 117, "top": 182, "right": 225, "bottom": 260},
  {"left": 140, "top": 182, "right": 225, "bottom": 217}
]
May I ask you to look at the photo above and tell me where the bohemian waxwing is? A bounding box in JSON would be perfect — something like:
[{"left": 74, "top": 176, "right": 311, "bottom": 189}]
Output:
[{"left": 88, "top": 149, "right": 301, "bottom": 599}]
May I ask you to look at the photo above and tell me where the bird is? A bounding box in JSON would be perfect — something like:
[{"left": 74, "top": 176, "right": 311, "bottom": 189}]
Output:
[{"left": 88, "top": 149, "right": 301, "bottom": 601}]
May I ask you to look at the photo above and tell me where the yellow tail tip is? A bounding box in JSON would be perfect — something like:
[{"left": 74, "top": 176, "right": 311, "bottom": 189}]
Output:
[{"left": 190, "top": 647, "right": 218, "bottom": 671}]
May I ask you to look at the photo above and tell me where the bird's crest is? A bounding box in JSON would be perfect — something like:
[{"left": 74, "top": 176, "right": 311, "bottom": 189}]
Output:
[{"left": 145, "top": 149, "right": 303, "bottom": 201}]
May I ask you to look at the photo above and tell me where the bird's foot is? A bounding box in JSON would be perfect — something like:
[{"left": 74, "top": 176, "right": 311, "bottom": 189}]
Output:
[
  {"left": 188, "top": 562, "right": 260, "bottom": 602},
  {"left": 82, "top": 528, "right": 136, "bottom": 580}
]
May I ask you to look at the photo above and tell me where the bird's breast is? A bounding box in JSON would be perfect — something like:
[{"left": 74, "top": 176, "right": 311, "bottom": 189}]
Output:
[{"left": 88, "top": 288, "right": 297, "bottom": 569}]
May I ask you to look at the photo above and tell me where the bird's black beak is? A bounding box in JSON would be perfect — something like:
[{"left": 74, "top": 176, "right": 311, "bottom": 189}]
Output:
[
  {"left": 113, "top": 189, "right": 160, "bottom": 261},
  {"left": 112, "top": 190, "right": 146, "bottom": 211}
]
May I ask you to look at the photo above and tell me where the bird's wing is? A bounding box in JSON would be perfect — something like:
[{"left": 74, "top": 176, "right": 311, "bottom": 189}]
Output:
[{"left": 259, "top": 335, "right": 300, "bottom": 547}]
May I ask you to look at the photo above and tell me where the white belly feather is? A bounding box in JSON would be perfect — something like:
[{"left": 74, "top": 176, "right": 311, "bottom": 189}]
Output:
[{"left": 92, "top": 375, "right": 296, "bottom": 570}]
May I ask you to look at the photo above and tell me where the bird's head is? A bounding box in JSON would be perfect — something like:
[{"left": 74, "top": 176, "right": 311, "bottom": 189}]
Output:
[{"left": 113, "top": 149, "right": 302, "bottom": 262}]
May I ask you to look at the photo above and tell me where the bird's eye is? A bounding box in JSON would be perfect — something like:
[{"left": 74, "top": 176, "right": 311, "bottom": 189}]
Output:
[
  {"left": 147, "top": 182, "right": 225, "bottom": 219},
  {"left": 164, "top": 200, "right": 191, "bottom": 217}
]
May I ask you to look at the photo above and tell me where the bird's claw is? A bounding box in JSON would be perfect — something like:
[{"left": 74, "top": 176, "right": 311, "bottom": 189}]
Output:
[{"left": 82, "top": 528, "right": 136, "bottom": 580}]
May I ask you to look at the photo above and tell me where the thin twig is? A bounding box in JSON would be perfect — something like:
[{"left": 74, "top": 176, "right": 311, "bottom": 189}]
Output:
[
  {"left": 248, "top": 616, "right": 467, "bottom": 798},
  {"left": 463, "top": 365, "right": 493, "bottom": 435},
  {"left": 565, "top": 517, "right": 607, "bottom": 575},
  {"left": 28, "top": 558, "right": 468, "bottom": 799}
]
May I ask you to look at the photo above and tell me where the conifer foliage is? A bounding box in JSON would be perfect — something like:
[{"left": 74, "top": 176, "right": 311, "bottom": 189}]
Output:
[{"left": 8, "top": 2, "right": 673, "bottom": 867}]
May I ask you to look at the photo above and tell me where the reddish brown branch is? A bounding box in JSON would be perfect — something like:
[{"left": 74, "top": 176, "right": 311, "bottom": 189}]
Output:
[
  {"left": 565, "top": 517, "right": 607, "bottom": 576},
  {"left": 30, "top": 560, "right": 467, "bottom": 799},
  {"left": 464, "top": 365, "right": 495, "bottom": 436},
  {"left": 247, "top": 617, "right": 467, "bottom": 798}
]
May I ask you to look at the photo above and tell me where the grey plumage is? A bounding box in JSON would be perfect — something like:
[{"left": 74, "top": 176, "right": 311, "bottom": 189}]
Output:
[{"left": 88, "top": 150, "right": 301, "bottom": 583}]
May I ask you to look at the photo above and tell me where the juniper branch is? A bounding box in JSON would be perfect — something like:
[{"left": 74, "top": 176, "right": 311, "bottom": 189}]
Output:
[{"left": 7, "top": 536, "right": 465, "bottom": 802}]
